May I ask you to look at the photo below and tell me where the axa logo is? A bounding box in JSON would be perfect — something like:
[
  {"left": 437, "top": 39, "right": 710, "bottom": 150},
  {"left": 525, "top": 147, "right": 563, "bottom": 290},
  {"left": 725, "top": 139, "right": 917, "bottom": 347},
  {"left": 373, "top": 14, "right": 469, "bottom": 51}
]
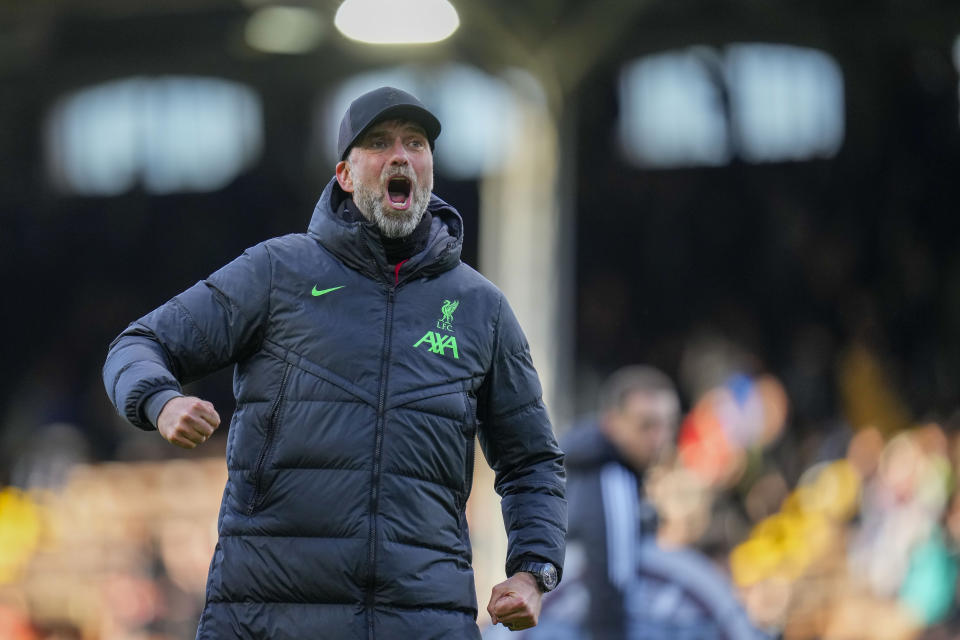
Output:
[
  {"left": 414, "top": 299, "right": 460, "bottom": 359},
  {"left": 413, "top": 331, "right": 459, "bottom": 359}
]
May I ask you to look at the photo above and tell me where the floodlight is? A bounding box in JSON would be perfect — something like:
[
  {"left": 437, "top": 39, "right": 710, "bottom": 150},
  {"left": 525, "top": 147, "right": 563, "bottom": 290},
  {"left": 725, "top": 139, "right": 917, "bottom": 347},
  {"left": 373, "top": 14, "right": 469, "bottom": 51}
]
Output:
[{"left": 334, "top": 0, "right": 459, "bottom": 45}]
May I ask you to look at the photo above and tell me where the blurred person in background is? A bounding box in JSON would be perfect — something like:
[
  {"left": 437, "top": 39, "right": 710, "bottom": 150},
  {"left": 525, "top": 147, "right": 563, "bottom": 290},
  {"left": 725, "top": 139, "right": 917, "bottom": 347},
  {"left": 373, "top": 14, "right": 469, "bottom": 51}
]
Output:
[
  {"left": 102, "top": 86, "right": 566, "bottom": 639},
  {"left": 563, "top": 364, "right": 681, "bottom": 637},
  {"left": 506, "top": 365, "right": 767, "bottom": 640}
]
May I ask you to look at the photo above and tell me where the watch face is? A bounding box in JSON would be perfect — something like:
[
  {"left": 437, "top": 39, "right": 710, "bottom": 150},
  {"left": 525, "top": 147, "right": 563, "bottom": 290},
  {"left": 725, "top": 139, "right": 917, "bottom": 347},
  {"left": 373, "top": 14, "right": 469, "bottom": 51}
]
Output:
[{"left": 541, "top": 563, "right": 558, "bottom": 590}]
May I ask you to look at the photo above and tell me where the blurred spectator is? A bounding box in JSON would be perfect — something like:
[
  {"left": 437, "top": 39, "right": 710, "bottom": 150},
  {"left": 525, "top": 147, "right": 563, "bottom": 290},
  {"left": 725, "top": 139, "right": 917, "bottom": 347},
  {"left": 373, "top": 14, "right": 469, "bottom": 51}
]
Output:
[
  {"left": 497, "top": 365, "right": 766, "bottom": 639},
  {"left": 729, "top": 422, "right": 960, "bottom": 640},
  {"left": 0, "top": 601, "right": 36, "bottom": 640},
  {"left": 563, "top": 365, "right": 680, "bottom": 638}
]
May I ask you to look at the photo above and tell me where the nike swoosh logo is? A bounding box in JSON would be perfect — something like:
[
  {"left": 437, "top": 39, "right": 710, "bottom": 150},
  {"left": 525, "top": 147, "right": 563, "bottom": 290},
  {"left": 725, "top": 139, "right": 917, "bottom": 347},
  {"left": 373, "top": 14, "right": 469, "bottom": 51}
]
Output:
[{"left": 311, "top": 285, "right": 345, "bottom": 297}]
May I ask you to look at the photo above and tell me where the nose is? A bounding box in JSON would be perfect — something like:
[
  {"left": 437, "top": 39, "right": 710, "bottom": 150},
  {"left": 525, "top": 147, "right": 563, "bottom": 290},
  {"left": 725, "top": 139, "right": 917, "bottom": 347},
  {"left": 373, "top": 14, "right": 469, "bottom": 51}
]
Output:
[{"left": 388, "top": 137, "right": 409, "bottom": 165}]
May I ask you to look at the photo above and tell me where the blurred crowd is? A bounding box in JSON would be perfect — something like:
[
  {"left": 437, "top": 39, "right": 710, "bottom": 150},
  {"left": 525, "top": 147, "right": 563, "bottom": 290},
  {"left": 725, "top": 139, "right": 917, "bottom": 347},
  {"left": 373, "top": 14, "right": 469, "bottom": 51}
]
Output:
[
  {"left": 0, "top": 456, "right": 223, "bottom": 640},
  {"left": 5, "top": 327, "right": 960, "bottom": 640},
  {"left": 482, "top": 322, "right": 960, "bottom": 640}
]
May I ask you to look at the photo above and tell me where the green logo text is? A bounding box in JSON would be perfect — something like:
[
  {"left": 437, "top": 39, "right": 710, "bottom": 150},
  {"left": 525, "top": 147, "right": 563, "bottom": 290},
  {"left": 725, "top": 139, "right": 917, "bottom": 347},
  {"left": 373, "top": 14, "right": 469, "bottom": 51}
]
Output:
[{"left": 413, "top": 331, "right": 460, "bottom": 359}]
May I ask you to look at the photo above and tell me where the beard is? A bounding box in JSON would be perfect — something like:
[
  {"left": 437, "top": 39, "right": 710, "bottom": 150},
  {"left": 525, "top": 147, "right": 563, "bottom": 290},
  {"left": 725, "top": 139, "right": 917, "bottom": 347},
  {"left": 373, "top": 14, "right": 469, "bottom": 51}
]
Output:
[{"left": 352, "top": 165, "right": 433, "bottom": 239}]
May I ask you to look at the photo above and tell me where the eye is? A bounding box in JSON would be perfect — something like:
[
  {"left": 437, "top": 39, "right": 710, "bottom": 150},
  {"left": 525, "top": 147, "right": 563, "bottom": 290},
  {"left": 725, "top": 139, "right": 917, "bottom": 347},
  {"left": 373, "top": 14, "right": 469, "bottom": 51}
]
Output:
[{"left": 408, "top": 138, "right": 426, "bottom": 150}]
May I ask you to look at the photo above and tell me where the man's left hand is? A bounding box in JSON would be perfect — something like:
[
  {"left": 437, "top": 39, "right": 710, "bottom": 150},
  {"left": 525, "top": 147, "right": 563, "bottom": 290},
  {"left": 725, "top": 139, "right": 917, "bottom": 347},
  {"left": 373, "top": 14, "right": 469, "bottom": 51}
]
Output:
[{"left": 486, "top": 571, "right": 543, "bottom": 632}]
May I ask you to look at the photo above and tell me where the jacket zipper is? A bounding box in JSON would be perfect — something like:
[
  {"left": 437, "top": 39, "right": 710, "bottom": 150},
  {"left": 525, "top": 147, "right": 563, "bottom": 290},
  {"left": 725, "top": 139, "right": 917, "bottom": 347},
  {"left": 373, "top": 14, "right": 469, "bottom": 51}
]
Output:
[
  {"left": 247, "top": 362, "right": 292, "bottom": 515},
  {"left": 367, "top": 286, "right": 395, "bottom": 640},
  {"left": 459, "top": 391, "right": 477, "bottom": 512}
]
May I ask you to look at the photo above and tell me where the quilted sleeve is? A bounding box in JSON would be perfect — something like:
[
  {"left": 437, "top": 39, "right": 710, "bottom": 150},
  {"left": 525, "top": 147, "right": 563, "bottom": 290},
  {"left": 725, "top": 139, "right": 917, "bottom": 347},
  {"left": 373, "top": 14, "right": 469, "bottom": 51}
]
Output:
[
  {"left": 477, "top": 294, "right": 567, "bottom": 582},
  {"left": 103, "top": 242, "right": 272, "bottom": 430}
]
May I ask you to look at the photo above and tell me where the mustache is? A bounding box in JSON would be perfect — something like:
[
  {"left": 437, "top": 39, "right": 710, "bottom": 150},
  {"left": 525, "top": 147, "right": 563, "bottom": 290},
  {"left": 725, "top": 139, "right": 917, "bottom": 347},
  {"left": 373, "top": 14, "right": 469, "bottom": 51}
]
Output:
[{"left": 381, "top": 166, "right": 415, "bottom": 182}]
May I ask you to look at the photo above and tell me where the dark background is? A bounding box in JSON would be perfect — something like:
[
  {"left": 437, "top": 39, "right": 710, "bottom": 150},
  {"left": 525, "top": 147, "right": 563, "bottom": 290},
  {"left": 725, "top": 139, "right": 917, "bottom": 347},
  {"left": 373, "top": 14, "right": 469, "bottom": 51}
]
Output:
[{"left": 1, "top": 0, "right": 959, "bottom": 476}]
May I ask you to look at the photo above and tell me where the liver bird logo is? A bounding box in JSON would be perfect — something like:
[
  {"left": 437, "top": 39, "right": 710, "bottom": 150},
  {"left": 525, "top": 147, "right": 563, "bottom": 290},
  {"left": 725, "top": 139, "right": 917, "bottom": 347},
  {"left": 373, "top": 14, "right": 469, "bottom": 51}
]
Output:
[{"left": 438, "top": 299, "right": 459, "bottom": 331}]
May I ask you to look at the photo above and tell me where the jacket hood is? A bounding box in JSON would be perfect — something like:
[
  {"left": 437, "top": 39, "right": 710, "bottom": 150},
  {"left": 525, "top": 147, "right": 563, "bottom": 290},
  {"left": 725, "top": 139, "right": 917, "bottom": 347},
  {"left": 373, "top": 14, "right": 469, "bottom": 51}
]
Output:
[
  {"left": 307, "top": 176, "right": 463, "bottom": 282},
  {"left": 561, "top": 418, "right": 646, "bottom": 476},
  {"left": 562, "top": 419, "right": 618, "bottom": 470}
]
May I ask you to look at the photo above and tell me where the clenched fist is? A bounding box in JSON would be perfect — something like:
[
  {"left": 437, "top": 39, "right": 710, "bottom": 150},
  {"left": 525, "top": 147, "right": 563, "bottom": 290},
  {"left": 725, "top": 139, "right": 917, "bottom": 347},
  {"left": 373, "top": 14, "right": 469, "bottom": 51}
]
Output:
[
  {"left": 157, "top": 396, "right": 221, "bottom": 449},
  {"left": 487, "top": 571, "right": 543, "bottom": 632}
]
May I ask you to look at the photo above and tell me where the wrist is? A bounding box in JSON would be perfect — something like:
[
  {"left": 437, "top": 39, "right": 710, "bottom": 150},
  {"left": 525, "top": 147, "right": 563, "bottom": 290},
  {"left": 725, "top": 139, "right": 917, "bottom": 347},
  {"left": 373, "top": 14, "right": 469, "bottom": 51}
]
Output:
[
  {"left": 512, "top": 570, "right": 539, "bottom": 591},
  {"left": 144, "top": 389, "right": 184, "bottom": 429},
  {"left": 513, "top": 561, "right": 559, "bottom": 593}
]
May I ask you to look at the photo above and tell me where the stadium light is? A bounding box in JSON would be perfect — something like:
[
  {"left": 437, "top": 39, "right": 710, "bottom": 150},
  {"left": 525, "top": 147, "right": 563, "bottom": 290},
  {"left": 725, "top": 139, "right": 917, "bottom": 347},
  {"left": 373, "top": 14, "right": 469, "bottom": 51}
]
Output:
[
  {"left": 245, "top": 6, "right": 325, "bottom": 55},
  {"left": 334, "top": 0, "right": 459, "bottom": 45}
]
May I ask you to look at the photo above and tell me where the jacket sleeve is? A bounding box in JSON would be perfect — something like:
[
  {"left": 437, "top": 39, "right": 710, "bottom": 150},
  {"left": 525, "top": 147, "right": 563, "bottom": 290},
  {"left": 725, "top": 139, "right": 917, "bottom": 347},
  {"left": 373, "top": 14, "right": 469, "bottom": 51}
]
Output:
[
  {"left": 477, "top": 294, "right": 567, "bottom": 582},
  {"left": 102, "top": 242, "right": 272, "bottom": 430}
]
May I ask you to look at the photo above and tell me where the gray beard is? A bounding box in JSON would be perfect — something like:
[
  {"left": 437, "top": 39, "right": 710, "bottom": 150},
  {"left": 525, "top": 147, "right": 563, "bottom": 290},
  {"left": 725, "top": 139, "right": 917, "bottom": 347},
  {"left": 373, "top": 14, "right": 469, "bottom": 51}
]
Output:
[{"left": 352, "top": 168, "right": 433, "bottom": 239}]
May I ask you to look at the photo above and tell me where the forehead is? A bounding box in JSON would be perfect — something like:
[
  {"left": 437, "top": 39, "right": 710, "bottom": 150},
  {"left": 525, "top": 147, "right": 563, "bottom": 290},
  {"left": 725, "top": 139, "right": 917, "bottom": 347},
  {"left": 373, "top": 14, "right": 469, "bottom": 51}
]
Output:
[
  {"left": 361, "top": 118, "right": 428, "bottom": 138},
  {"left": 621, "top": 390, "right": 679, "bottom": 417}
]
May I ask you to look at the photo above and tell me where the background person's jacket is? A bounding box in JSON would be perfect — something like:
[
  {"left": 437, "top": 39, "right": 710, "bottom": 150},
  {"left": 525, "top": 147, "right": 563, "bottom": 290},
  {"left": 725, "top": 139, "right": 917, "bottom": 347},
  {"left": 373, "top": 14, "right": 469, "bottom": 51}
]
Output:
[
  {"left": 562, "top": 420, "right": 657, "bottom": 639},
  {"left": 103, "top": 177, "right": 567, "bottom": 640},
  {"left": 530, "top": 421, "right": 767, "bottom": 640}
]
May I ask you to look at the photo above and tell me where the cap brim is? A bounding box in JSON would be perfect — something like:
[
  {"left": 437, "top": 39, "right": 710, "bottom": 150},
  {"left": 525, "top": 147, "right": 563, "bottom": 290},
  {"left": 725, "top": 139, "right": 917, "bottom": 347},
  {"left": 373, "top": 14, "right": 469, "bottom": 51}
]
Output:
[{"left": 342, "top": 104, "right": 441, "bottom": 160}]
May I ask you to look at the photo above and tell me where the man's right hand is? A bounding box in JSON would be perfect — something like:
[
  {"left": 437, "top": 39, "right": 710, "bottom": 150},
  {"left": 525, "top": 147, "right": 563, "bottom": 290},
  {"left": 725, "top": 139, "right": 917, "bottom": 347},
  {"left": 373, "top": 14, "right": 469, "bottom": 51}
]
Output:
[{"left": 157, "top": 396, "right": 221, "bottom": 449}]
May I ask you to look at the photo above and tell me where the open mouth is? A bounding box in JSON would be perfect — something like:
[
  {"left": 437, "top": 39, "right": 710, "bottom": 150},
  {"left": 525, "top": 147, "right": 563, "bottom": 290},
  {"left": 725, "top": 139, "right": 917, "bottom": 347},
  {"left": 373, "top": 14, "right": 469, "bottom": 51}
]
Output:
[{"left": 386, "top": 176, "right": 412, "bottom": 210}]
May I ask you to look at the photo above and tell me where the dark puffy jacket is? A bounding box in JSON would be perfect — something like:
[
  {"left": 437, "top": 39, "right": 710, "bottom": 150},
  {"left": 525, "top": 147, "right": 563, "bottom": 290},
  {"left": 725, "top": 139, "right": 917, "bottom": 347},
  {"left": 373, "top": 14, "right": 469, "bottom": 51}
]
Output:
[
  {"left": 103, "top": 178, "right": 567, "bottom": 640},
  {"left": 526, "top": 422, "right": 766, "bottom": 640}
]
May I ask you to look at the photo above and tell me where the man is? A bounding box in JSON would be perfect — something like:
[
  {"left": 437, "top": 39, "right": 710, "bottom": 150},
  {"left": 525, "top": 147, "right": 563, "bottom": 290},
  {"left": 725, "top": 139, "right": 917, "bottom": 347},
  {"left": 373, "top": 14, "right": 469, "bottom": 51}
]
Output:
[
  {"left": 557, "top": 365, "right": 679, "bottom": 639},
  {"left": 531, "top": 366, "right": 764, "bottom": 640},
  {"left": 103, "top": 86, "right": 566, "bottom": 639}
]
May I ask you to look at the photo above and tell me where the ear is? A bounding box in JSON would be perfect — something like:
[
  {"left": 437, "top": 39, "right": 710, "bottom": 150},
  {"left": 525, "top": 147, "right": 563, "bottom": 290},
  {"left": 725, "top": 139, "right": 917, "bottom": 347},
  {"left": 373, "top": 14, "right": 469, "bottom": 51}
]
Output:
[
  {"left": 335, "top": 160, "right": 354, "bottom": 193},
  {"left": 599, "top": 410, "right": 616, "bottom": 435}
]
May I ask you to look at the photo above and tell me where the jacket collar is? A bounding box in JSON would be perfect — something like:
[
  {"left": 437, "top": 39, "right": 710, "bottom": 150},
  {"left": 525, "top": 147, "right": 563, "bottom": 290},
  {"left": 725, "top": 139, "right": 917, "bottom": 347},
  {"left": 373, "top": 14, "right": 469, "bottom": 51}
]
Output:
[
  {"left": 563, "top": 418, "right": 647, "bottom": 479},
  {"left": 307, "top": 176, "right": 463, "bottom": 283}
]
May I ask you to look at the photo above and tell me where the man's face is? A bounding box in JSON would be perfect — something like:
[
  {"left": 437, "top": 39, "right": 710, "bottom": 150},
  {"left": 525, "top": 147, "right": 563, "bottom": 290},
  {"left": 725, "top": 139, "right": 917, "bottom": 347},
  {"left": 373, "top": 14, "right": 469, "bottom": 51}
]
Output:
[
  {"left": 603, "top": 390, "right": 680, "bottom": 472},
  {"left": 335, "top": 119, "right": 434, "bottom": 238}
]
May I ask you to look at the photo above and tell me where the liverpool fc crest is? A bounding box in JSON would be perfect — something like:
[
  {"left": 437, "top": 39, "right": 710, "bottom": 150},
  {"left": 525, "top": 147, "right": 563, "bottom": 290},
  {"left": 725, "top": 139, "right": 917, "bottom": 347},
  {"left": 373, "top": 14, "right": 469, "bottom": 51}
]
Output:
[{"left": 437, "top": 299, "right": 459, "bottom": 332}]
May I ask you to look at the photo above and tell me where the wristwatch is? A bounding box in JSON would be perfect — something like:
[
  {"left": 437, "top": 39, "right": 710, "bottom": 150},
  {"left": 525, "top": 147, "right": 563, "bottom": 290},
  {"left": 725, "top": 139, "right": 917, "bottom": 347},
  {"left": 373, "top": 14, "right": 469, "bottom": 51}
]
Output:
[{"left": 515, "top": 561, "right": 559, "bottom": 593}]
